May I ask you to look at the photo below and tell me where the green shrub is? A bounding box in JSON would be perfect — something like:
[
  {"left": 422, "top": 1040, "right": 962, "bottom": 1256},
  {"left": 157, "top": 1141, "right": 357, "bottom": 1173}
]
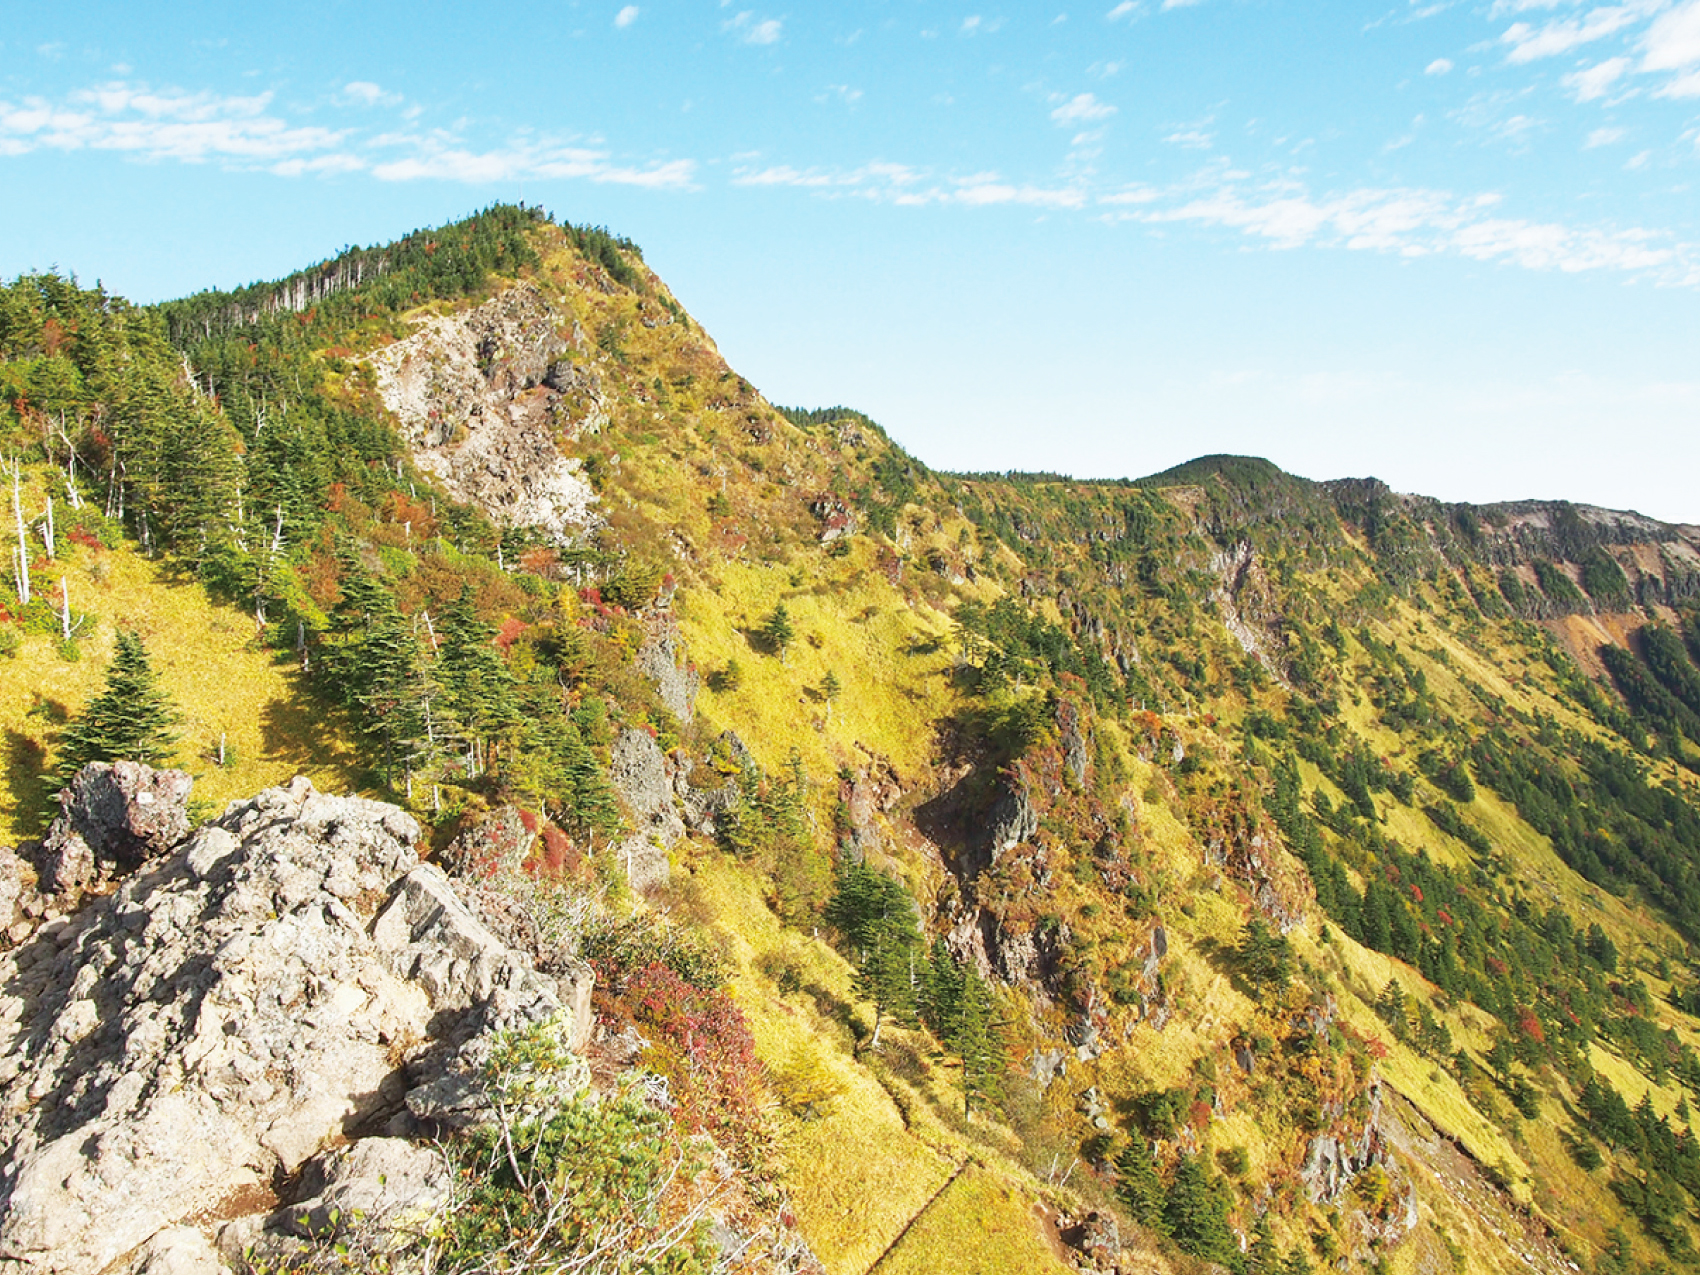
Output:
[{"left": 444, "top": 1083, "right": 712, "bottom": 1274}]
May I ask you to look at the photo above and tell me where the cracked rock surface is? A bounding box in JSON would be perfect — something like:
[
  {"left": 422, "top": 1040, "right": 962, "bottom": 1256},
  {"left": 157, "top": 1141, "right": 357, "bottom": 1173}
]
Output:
[{"left": 0, "top": 772, "right": 585, "bottom": 1275}]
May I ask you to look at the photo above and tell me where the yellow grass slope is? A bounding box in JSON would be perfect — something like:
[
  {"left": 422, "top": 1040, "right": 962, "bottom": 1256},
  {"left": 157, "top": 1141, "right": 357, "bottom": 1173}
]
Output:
[{"left": 0, "top": 500, "right": 360, "bottom": 842}]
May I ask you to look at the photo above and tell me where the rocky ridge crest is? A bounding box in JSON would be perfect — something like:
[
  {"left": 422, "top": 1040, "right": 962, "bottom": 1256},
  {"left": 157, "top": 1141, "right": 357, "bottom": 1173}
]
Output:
[{"left": 0, "top": 770, "right": 591, "bottom": 1275}]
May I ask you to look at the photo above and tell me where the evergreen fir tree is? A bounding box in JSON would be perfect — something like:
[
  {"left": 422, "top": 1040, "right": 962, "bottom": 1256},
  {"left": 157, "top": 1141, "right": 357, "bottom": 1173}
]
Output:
[
  {"left": 1114, "top": 1137, "right": 1167, "bottom": 1231},
  {"left": 58, "top": 629, "right": 181, "bottom": 779},
  {"left": 1247, "top": 1212, "right": 1279, "bottom": 1275},
  {"left": 952, "top": 962, "right": 1005, "bottom": 1118},
  {"left": 921, "top": 935, "right": 962, "bottom": 1035},
  {"left": 1163, "top": 1153, "right": 1239, "bottom": 1267},
  {"left": 436, "top": 587, "right": 522, "bottom": 777},
  {"left": 826, "top": 860, "right": 924, "bottom": 1049},
  {"left": 760, "top": 603, "right": 794, "bottom": 660},
  {"left": 1237, "top": 919, "right": 1294, "bottom": 992}
]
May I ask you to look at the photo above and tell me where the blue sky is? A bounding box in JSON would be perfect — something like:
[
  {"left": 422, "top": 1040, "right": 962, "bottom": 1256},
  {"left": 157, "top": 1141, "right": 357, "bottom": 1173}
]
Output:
[{"left": 3, "top": 2, "right": 1698, "bottom": 520}]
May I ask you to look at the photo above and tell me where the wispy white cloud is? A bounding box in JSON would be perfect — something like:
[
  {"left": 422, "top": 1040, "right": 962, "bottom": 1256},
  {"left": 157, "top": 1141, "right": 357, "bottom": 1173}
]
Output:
[
  {"left": 1050, "top": 92, "right": 1116, "bottom": 124},
  {"left": 1586, "top": 124, "right": 1628, "bottom": 143},
  {"left": 615, "top": 5, "right": 640, "bottom": 28},
  {"left": 1425, "top": 57, "right": 1455, "bottom": 73},
  {"left": 1110, "top": 172, "right": 1694, "bottom": 282},
  {"left": 272, "top": 153, "right": 367, "bottom": 177},
  {"left": 1489, "top": 0, "right": 1570, "bottom": 15},
  {"left": 724, "top": 11, "right": 783, "bottom": 44},
  {"left": 373, "top": 140, "right": 695, "bottom": 187},
  {"left": 1163, "top": 127, "right": 1215, "bottom": 148},
  {"left": 1162, "top": 0, "right": 1204, "bottom": 8},
  {"left": 1448, "top": 90, "right": 1546, "bottom": 148},
  {"left": 1106, "top": 1, "right": 1140, "bottom": 19},
  {"left": 1565, "top": 55, "right": 1633, "bottom": 97},
  {"left": 0, "top": 82, "right": 350, "bottom": 165},
  {"left": 341, "top": 80, "right": 404, "bottom": 108},
  {"left": 0, "top": 78, "right": 697, "bottom": 190},
  {"left": 730, "top": 159, "right": 1087, "bottom": 208},
  {"left": 1500, "top": 2, "right": 1661, "bottom": 64},
  {"left": 814, "top": 84, "right": 864, "bottom": 105},
  {"left": 1642, "top": 0, "right": 1700, "bottom": 68},
  {"left": 1642, "top": 0, "right": 1700, "bottom": 93}
]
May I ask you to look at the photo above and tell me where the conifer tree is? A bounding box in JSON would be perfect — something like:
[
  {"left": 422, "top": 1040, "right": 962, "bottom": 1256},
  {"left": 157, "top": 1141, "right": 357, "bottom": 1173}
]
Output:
[
  {"left": 436, "top": 587, "right": 522, "bottom": 777},
  {"left": 1163, "top": 1153, "right": 1238, "bottom": 1266},
  {"left": 760, "top": 603, "right": 794, "bottom": 660},
  {"left": 826, "top": 860, "right": 924, "bottom": 1049},
  {"left": 952, "top": 962, "right": 1004, "bottom": 1118},
  {"left": 921, "top": 935, "right": 961, "bottom": 1033},
  {"left": 1237, "top": 919, "right": 1294, "bottom": 992},
  {"left": 1247, "top": 1212, "right": 1280, "bottom": 1275},
  {"left": 58, "top": 629, "right": 181, "bottom": 779},
  {"left": 1114, "top": 1138, "right": 1167, "bottom": 1230},
  {"left": 319, "top": 550, "right": 424, "bottom": 784}
]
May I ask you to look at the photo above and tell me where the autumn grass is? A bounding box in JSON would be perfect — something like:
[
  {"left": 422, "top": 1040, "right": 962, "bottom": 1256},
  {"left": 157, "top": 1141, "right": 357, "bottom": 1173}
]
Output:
[
  {"left": 679, "top": 852, "right": 956, "bottom": 1274},
  {"left": 872, "top": 1163, "right": 1072, "bottom": 1275},
  {"left": 0, "top": 500, "right": 360, "bottom": 841},
  {"left": 678, "top": 549, "right": 963, "bottom": 781}
]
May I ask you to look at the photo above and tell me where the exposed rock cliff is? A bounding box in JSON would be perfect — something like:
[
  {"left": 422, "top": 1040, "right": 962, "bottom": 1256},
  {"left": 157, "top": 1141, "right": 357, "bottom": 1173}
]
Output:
[
  {"left": 366, "top": 281, "right": 602, "bottom": 542},
  {"left": 0, "top": 772, "right": 591, "bottom": 1275}
]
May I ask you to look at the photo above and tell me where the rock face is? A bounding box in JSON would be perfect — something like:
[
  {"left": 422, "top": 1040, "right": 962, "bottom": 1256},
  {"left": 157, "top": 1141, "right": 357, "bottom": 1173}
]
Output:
[
  {"left": 441, "top": 804, "right": 536, "bottom": 881},
  {"left": 608, "top": 728, "right": 685, "bottom": 892},
  {"left": 0, "top": 849, "right": 28, "bottom": 941},
  {"left": 0, "top": 772, "right": 587, "bottom": 1275},
  {"left": 635, "top": 620, "right": 698, "bottom": 725},
  {"left": 38, "top": 761, "right": 194, "bottom": 894},
  {"left": 366, "top": 281, "right": 603, "bottom": 543},
  {"left": 984, "top": 777, "right": 1038, "bottom": 864}
]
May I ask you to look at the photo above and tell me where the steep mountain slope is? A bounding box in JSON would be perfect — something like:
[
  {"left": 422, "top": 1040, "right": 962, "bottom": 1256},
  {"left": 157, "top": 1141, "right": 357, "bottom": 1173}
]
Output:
[{"left": 5, "top": 208, "right": 1700, "bottom": 1274}]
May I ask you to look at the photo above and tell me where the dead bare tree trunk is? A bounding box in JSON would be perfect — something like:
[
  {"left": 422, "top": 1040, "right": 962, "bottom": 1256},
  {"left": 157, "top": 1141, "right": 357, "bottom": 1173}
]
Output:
[{"left": 12, "top": 465, "right": 30, "bottom": 606}]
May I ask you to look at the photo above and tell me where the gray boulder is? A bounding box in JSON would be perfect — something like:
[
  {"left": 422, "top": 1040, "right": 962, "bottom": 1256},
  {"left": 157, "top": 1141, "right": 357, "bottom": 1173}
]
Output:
[
  {"left": 984, "top": 778, "right": 1038, "bottom": 862},
  {"left": 124, "top": 1228, "right": 223, "bottom": 1275},
  {"left": 39, "top": 761, "right": 194, "bottom": 894},
  {"left": 609, "top": 728, "right": 686, "bottom": 891},
  {"left": 636, "top": 621, "right": 698, "bottom": 724},
  {"left": 440, "top": 805, "right": 535, "bottom": 881},
  {"left": 0, "top": 776, "right": 583, "bottom": 1275},
  {"left": 279, "top": 1138, "right": 450, "bottom": 1242}
]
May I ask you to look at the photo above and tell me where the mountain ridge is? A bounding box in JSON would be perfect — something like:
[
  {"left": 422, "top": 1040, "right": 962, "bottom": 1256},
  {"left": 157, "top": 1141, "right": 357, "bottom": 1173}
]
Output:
[{"left": 4, "top": 206, "right": 1700, "bottom": 1275}]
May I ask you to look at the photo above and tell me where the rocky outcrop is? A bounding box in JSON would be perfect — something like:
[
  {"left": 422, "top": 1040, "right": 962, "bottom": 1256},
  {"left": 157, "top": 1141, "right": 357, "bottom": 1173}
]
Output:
[
  {"left": 0, "top": 849, "right": 32, "bottom": 946},
  {"left": 672, "top": 753, "right": 739, "bottom": 838},
  {"left": 1057, "top": 1210, "right": 1123, "bottom": 1273},
  {"left": 441, "top": 804, "right": 536, "bottom": 881},
  {"left": 38, "top": 761, "right": 193, "bottom": 895},
  {"left": 608, "top": 729, "right": 686, "bottom": 892},
  {"left": 1056, "top": 700, "right": 1089, "bottom": 788},
  {"left": 0, "top": 773, "right": 588, "bottom": 1275},
  {"left": 366, "top": 281, "right": 603, "bottom": 543},
  {"left": 635, "top": 619, "right": 698, "bottom": 724},
  {"left": 277, "top": 1137, "right": 450, "bottom": 1243},
  {"left": 1300, "top": 1083, "right": 1385, "bottom": 1205},
  {"left": 984, "top": 777, "right": 1038, "bottom": 864}
]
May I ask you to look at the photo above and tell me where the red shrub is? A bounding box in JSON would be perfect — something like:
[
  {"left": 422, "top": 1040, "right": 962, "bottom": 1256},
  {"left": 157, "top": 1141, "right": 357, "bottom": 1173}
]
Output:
[
  {"left": 1516, "top": 1007, "right": 1546, "bottom": 1045},
  {"left": 619, "top": 963, "right": 762, "bottom": 1156}
]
